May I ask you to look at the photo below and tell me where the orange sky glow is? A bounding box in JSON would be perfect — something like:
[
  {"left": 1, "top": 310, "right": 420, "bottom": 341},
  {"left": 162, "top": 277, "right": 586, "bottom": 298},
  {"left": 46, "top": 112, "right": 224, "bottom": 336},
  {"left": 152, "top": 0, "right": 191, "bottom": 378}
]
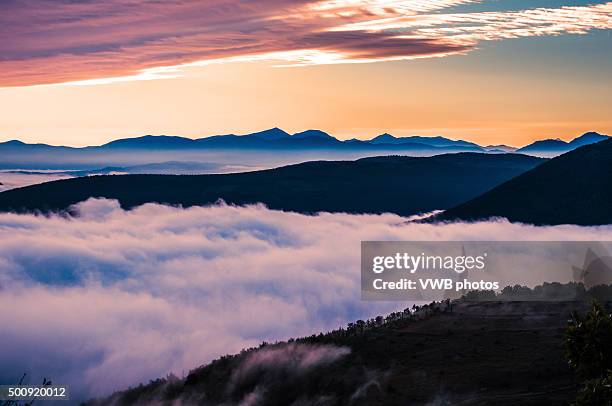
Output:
[{"left": 1, "top": 0, "right": 611, "bottom": 147}]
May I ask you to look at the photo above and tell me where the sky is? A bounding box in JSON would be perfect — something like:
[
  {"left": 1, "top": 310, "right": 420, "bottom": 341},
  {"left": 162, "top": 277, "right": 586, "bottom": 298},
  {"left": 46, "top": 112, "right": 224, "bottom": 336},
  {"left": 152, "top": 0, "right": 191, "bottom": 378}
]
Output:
[{"left": 1, "top": 0, "right": 611, "bottom": 147}]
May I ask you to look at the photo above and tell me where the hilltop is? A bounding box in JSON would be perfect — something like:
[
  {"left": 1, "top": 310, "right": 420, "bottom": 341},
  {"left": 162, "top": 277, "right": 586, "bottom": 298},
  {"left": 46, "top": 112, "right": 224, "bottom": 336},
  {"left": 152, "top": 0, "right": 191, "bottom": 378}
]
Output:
[
  {"left": 0, "top": 153, "right": 543, "bottom": 216},
  {"left": 438, "top": 139, "right": 612, "bottom": 225}
]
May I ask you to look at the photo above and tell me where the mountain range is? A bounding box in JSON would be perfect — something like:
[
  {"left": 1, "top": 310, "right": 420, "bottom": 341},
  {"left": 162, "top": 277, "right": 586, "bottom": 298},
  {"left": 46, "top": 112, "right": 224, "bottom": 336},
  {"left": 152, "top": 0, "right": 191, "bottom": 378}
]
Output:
[
  {"left": 1, "top": 130, "right": 611, "bottom": 225},
  {"left": 438, "top": 138, "right": 612, "bottom": 225},
  {"left": 0, "top": 153, "right": 544, "bottom": 216},
  {"left": 0, "top": 128, "right": 486, "bottom": 153},
  {"left": 1, "top": 129, "right": 607, "bottom": 155},
  {"left": 515, "top": 132, "right": 609, "bottom": 156},
  {"left": 2, "top": 137, "right": 610, "bottom": 225}
]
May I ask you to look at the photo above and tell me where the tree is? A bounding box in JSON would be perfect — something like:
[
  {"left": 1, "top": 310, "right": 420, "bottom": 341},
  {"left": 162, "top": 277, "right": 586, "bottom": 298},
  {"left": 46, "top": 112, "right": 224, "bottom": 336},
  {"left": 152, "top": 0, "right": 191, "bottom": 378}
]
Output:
[
  {"left": 572, "top": 371, "right": 612, "bottom": 406},
  {"left": 565, "top": 300, "right": 612, "bottom": 405},
  {"left": 565, "top": 301, "right": 612, "bottom": 379}
]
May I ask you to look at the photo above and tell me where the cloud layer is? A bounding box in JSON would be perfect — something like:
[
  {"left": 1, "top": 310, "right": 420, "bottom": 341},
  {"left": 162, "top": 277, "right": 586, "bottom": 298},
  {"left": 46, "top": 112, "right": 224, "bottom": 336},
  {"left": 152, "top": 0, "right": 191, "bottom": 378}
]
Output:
[
  {"left": 1, "top": 199, "right": 612, "bottom": 400},
  {"left": 0, "top": 172, "right": 74, "bottom": 192},
  {"left": 2, "top": 0, "right": 611, "bottom": 86}
]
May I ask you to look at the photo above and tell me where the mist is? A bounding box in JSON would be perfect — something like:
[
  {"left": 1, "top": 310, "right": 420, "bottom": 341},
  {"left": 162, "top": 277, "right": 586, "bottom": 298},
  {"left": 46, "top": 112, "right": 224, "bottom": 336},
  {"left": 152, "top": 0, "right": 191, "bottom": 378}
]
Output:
[
  {"left": 1, "top": 199, "right": 611, "bottom": 400},
  {"left": 0, "top": 148, "right": 448, "bottom": 170}
]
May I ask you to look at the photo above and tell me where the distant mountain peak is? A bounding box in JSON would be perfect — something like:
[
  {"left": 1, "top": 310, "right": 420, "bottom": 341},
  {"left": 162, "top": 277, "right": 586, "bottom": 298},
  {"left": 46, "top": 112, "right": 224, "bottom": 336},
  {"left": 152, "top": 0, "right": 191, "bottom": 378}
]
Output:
[
  {"left": 292, "top": 129, "right": 335, "bottom": 139},
  {"left": 102, "top": 134, "right": 196, "bottom": 148},
  {"left": 248, "top": 127, "right": 290, "bottom": 140},
  {"left": 369, "top": 133, "right": 479, "bottom": 149},
  {"left": 370, "top": 133, "right": 397, "bottom": 143},
  {"left": 0, "top": 140, "right": 26, "bottom": 146},
  {"left": 578, "top": 131, "right": 605, "bottom": 138},
  {"left": 569, "top": 131, "right": 608, "bottom": 147},
  {"left": 517, "top": 131, "right": 609, "bottom": 155},
  {"left": 526, "top": 138, "right": 566, "bottom": 144}
]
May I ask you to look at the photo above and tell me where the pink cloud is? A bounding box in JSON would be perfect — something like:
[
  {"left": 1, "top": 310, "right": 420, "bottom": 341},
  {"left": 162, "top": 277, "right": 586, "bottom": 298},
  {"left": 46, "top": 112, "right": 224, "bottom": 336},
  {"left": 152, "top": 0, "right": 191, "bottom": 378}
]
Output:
[{"left": 2, "top": 0, "right": 610, "bottom": 86}]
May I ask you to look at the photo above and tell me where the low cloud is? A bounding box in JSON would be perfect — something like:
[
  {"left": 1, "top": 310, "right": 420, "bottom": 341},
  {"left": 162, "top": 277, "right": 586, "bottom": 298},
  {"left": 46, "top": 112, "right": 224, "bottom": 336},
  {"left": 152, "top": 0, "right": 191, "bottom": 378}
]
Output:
[
  {"left": 232, "top": 343, "right": 351, "bottom": 383},
  {"left": 227, "top": 343, "right": 352, "bottom": 404},
  {"left": 0, "top": 172, "right": 74, "bottom": 192},
  {"left": 1, "top": 199, "right": 612, "bottom": 400}
]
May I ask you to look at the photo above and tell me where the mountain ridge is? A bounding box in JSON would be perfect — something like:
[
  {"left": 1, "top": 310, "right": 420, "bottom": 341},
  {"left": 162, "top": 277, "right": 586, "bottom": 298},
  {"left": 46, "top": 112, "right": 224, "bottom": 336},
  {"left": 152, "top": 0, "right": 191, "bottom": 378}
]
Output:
[
  {"left": 516, "top": 132, "right": 609, "bottom": 155},
  {"left": 2, "top": 129, "right": 607, "bottom": 154},
  {"left": 0, "top": 153, "right": 544, "bottom": 216},
  {"left": 436, "top": 138, "right": 612, "bottom": 225}
]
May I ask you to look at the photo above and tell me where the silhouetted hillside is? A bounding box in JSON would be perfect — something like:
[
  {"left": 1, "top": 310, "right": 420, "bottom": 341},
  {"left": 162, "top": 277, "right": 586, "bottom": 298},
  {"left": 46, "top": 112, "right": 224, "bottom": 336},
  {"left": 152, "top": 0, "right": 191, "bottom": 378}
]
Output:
[
  {"left": 86, "top": 288, "right": 612, "bottom": 406},
  {"left": 438, "top": 139, "right": 612, "bottom": 225},
  {"left": 0, "top": 154, "right": 544, "bottom": 215}
]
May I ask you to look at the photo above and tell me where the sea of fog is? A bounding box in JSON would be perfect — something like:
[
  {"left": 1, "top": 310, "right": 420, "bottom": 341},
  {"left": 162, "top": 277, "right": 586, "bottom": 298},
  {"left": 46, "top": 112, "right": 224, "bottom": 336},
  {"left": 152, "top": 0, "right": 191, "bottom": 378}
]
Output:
[{"left": 1, "top": 200, "right": 612, "bottom": 401}]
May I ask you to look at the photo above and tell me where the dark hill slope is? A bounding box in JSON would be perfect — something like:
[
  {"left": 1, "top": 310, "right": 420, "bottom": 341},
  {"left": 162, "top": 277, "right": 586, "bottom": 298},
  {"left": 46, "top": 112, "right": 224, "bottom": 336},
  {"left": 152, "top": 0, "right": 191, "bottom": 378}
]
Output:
[
  {"left": 86, "top": 300, "right": 589, "bottom": 406},
  {"left": 438, "top": 139, "right": 612, "bottom": 225},
  {"left": 0, "top": 153, "right": 544, "bottom": 216}
]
